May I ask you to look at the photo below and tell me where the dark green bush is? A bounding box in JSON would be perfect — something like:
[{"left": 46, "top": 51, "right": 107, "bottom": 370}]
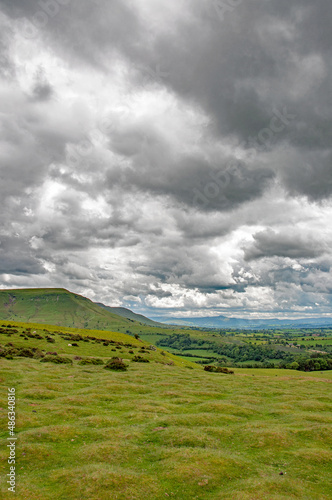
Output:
[
  {"left": 104, "top": 357, "right": 128, "bottom": 371},
  {"left": 40, "top": 355, "right": 72, "bottom": 364},
  {"left": 0, "top": 347, "right": 39, "bottom": 359},
  {"left": 204, "top": 365, "right": 234, "bottom": 374},
  {"left": 132, "top": 355, "right": 150, "bottom": 363},
  {"left": 78, "top": 358, "right": 104, "bottom": 366}
]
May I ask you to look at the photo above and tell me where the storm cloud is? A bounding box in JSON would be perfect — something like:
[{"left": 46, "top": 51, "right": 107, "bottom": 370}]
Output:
[{"left": 0, "top": 0, "right": 332, "bottom": 319}]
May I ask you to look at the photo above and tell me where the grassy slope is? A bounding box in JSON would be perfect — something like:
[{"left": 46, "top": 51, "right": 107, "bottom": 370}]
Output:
[
  {"left": 0, "top": 289, "right": 147, "bottom": 332},
  {"left": 95, "top": 304, "right": 164, "bottom": 328},
  {"left": 0, "top": 321, "right": 197, "bottom": 369},
  {"left": 0, "top": 357, "right": 331, "bottom": 499}
]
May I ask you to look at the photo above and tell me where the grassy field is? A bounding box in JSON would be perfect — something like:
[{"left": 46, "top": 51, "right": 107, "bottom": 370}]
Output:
[
  {"left": 1, "top": 347, "right": 331, "bottom": 498},
  {"left": 0, "top": 321, "right": 197, "bottom": 369}
]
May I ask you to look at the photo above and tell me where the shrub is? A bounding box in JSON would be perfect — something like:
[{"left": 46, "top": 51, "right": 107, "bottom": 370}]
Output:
[
  {"left": 215, "top": 367, "right": 234, "bottom": 374},
  {"left": 40, "top": 355, "right": 72, "bottom": 364},
  {"left": 104, "top": 357, "right": 128, "bottom": 371},
  {"left": 204, "top": 365, "right": 234, "bottom": 374},
  {"left": 132, "top": 355, "right": 150, "bottom": 363},
  {"left": 78, "top": 358, "right": 104, "bottom": 366},
  {"left": 0, "top": 347, "right": 40, "bottom": 359},
  {"left": 32, "top": 350, "right": 45, "bottom": 360}
]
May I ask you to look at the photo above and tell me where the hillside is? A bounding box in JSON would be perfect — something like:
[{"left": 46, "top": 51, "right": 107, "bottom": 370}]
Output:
[
  {"left": 0, "top": 319, "right": 197, "bottom": 369},
  {"left": 95, "top": 303, "right": 163, "bottom": 327},
  {"left": 0, "top": 288, "right": 142, "bottom": 332}
]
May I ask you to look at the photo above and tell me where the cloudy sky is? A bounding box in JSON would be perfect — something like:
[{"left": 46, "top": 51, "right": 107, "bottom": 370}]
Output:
[{"left": 0, "top": 0, "right": 331, "bottom": 319}]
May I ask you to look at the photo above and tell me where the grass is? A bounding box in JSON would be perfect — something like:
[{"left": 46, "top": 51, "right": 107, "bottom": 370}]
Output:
[
  {"left": 0, "top": 321, "right": 197, "bottom": 369},
  {"left": 0, "top": 288, "right": 139, "bottom": 332},
  {"left": 0, "top": 351, "right": 331, "bottom": 498}
]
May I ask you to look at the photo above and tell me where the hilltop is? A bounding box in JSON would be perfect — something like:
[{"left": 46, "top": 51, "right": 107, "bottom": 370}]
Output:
[{"left": 0, "top": 288, "right": 152, "bottom": 333}]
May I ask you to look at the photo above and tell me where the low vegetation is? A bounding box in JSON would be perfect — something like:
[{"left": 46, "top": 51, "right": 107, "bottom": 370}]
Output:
[
  {"left": 1, "top": 355, "right": 331, "bottom": 499},
  {"left": 104, "top": 357, "right": 128, "bottom": 371},
  {"left": 0, "top": 309, "right": 331, "bottom": 498}
]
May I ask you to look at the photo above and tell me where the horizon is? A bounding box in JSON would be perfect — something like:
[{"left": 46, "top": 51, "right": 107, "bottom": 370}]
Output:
[{"left": 1, "top": 287, "right": 332, "bottom": 323}]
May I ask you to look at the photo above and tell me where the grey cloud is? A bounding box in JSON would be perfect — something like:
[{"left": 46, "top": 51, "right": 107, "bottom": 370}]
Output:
[
  {"left": 107, "top": 122, "right": 275, "bottom": 211},
  {"left": 0, "top": 235, "right": 45, "bottom": 275},
  {"left": 244, "top": 229, "right": 327, "bottom": 261},
  {"left": 0, "top": 0, "right": 332, "bottom": 319},
  {"left": 10, "top": 0, "right": 330, "bottom": 202},
  {"left": 31, "top": 70, "right": 54, "bottom": 101},
  {"left": 280, "top": 151, "right": 332, "bottom": 201}
]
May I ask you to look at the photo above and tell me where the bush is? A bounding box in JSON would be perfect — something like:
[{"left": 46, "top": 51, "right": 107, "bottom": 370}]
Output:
[
  {"left": 104, "top": 357, "right": 128, "bottom": 371},
  {"left": 78, "top": 358, "right": 104, "bottom": 366},
  {"left": 215, "top": 367, "right": 234, "bottom": 374},
  {"left": 0, "top": 347, "right": 42, "bottom": 359},
  {"left": 204, "top": 365, "right": 234, "bottom": 374},
  {"left": 132, "top": 355, "right": 150, "bottom": 363},
  {"left": 40, "top": 355, "right": 72, "bottom": 364}
]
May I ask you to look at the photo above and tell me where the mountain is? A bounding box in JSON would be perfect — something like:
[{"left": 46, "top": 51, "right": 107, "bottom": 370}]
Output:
[
  {"left": 0, "top": 288, "right": 146, "bottom": 332},
  {"left": 151, "top": 314, "right": 332, "bottom": 329},
  {"left": 95, "top": 303, "right": 163, "bottom": 327}
]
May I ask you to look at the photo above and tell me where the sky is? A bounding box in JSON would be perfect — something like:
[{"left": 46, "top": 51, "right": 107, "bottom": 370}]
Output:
[{"left": 0, "top": 0, "right": 331, "bottom": 320}]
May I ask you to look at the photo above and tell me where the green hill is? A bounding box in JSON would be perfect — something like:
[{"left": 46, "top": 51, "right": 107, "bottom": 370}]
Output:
[
  {"left": 95, "top": 303, "right": 164, "bottom": 327},
  {"left": 0, "top": 288, "right": 144, "bottom": 332}
]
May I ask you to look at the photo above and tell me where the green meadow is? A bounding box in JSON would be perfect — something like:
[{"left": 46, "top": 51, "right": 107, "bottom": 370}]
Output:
[{"left": 0, "top": 322, "right": 331, "bottom": 499}]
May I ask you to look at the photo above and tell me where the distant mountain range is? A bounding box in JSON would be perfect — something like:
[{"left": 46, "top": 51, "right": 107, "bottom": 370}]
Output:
[{"left": 150, "top": 314, "right": 332, "bottom": 329}]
